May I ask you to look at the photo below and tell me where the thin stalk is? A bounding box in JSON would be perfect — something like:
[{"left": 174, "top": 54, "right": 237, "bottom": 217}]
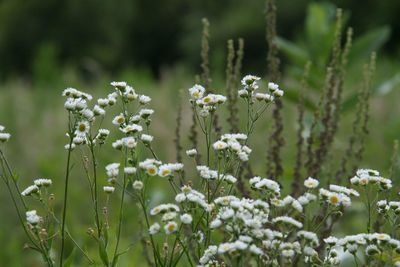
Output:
[
  {"left": 60, "top": 114, "right": 74, "bottom": 267},
  {"left": 111, "top": 149, "right": 128, "bottom": 266},
  {"left": 89, "top": 141, "right": 101, "bottom": 237}
]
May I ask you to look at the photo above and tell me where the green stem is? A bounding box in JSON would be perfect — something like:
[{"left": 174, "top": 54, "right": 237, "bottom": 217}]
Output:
[
  {"left": 89, "top": 141, "right": 101, "bottom": 238},
  {"left": 60, "top": 114, "right": 73, "bottom": 267}
]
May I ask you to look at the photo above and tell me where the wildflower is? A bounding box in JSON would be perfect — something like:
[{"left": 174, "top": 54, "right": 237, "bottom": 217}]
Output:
[
  {"left": 186, "top": 148, "right": 197, "bottom": 157},
  {"left": 139, "top": 109, "right": 154, "bottom": 119},
  {"left": 180, "top": 214, "right": 193, "bottom": 224},
  {"left": 105, "top": 163, "right": 120, "bottom": 178},
  {"left": 110, "top": 81, "right": 127, "bottom": 91},
  {"left": 140, "top": 134, "right": 153, "bottom": 144},
  {"left": 268, "top": 82, "right": 279, "bottom": 91},
  {"left": 132, "top": 180, "right": 143, "bottom": 190},
  {"left": 112, "top": 114, "right": 125, "bottom": 125},
  {"left": 121, "top": 124, "right": 142, "bottom": 134},
  {"left": 0, "top": 125, "right": 4, "bottom": 131},
  {"left": 162, "top": 212, "right": 177, "bottom": 222},
  {"left": 124, "top": 167, "right": 136, "bottom": 175},
  {"left": 213, "top": 141, "right": 228, "bottom": 150},
  {"left": 146, "top": 165, "right": 158, "bottom": 176},
  {"left": 26, "top": 210, "right": 41, "bottom": 225},
  {"left": 139, "top": 95, "right": 151, "bottom": 105},
  {"left": 97, "top": 98, "right": 109, "bottom": 108},
  {"left": 189, "top": 84, "right": 205, "bottom": 99},
  {"left": 241, "top": 75, "right": 260, "bottom": 89},
  {"left": 329, "top": 184, "right": 360, "bottom": 197},
  {"left": 150, "top": 203, "right": 180, "bottom": 216},
  {"left": 73, "top": 136, "right": 85, "bottom": 145},
  {"left": 75, "top": 120, "right": 90, "bottom": 136},
  {"left": 304, "top": 177, "right": 319, "bottom": 189},
  {"left": 93, "top": 105, "right": 106, "bottom": 116},
  {"left": 164, "top": 221, "right": 178, "bottom": 234},
  {"left": 21, "top": 185, "right": 39, "bottom": 196},
  {"left": 250, "top": 176, "right": 280, "bottom": 195},
  {"left": 149, "top": 223, "right": 160, "bottom": 235},
  {"left": 33, "top": 178, "right": 52, "bottom": 187},
  {"left": 103, "top": 186, "right": 115, "bottom": 194},
  {"left": 81, "top": 109, "right": 95, "bottom": 121},
  {"left": 64, "top": 143, "right": 76, "bottom": 151},
  {"left": 324, "top": 236, "right": 338, "bottom": 246},
  {"left": 272, "top": 216, "right": 303, "bottom": 228},
  {"left": 0, "top": 132, "right": 11, "bottom": 142},
  {"left": 122, "top": 137, "right": 137, "bottom": 149}
]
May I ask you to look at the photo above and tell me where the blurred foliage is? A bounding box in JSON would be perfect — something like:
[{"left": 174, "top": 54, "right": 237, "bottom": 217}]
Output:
[{"left": 0, "top": 0, "right": 400, "bottom": 80}]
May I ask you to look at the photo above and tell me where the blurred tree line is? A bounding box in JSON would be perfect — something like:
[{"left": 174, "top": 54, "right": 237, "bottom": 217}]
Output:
[{"left": 0, "top": 0, "right": 398, "bottom": 81}]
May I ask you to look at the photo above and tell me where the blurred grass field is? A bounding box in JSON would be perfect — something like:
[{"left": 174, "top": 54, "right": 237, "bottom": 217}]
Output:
[
  {"left": 1, "top": 1, "right": 400, "bottom": 265},
  {"left": 0, "top": 58, "right": 399, "bottom": 265}
]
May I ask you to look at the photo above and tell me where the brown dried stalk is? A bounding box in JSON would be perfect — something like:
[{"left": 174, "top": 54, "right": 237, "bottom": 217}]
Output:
[{"left": 265, "top": 0, "right": 284, "bottom": 179}]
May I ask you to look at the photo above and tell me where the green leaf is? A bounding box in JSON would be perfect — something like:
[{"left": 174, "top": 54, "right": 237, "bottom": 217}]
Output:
[
  {"left": 63, "top": 248, "right": 75, "bottom": 267},
  {"left": 276, "top": 37, "right": 309, "bottom": 66},
  {"left": 305, "top": 2, "right": 336, "bottom": 64},
  {"left": 98, "top": 240, "right": 109, "bottom": 267},
  {"left": 348, "top": 26, "right": 391, "bottom": 64}
]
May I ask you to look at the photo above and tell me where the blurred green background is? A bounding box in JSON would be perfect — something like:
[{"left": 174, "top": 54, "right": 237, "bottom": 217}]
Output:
[{"left": 0, "top": 0, "right": 399, "bottom": 266}]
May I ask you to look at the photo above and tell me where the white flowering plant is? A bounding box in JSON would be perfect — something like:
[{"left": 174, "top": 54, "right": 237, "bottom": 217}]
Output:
[{"left": 0, "top": 75, "right": 399, "bottom": 267}]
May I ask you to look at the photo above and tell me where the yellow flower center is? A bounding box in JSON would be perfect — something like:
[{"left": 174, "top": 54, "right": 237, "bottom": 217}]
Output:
[
  {"left": 117, "top": 117, "right": 124, "bottom": 124},
  {"left": 168, "top": 224, "right": 175, "bottom": 232},
  {"left": 162, "top": 169, "right": 170, "bottom": 176},
  {"left": 79, "top": 123, "right": 86, "bottom": 132},
  {"left": 148, "top": 168, "right": 156, "bottom": 175},
  {"left": 330, "top": 195, "right": 339, "bottom": 204},
  {"left": 203, "top": 97, "right": 211, "bottom": 103}
]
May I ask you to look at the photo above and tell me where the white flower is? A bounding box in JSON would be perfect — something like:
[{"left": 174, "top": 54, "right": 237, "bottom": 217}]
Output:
[
  {"left": 33, "top": 178, "right": 52, "bottom": 187},
  {"left": 124, "top": 167, "right": 137, "bottom": 175},
  {"left": 149, "top": 223, "right": 160, "bottom": 235},
  {"left": 180, "top": 214, "right": 193, "bottom": 224},
  {"left": 139, "top": 109, "right": 154, "bottom": 118},
  {"left": 249, "top": 244, "right": 263, "bottom": 255},
  {"left": 26, "top": 210, "right": 41, "bottom": 225},
  {"left": 139, "top": 95, "right": 151, "bottom": 104},
  {"left": 0, "top": 125, "right": 4, "bottom": 131},
  {"left": 122, "top": 137, "right": 137, "bottom": 149},
  {"left": 112, "top": 114, "right": 125, "bottom": 125},
  {"left": 0, "top": 132, "right": 11, "bottom": 142},
  {"left": 140, "top": 134, "right": 153, "bottom": 143},
  {"left": 324, "top": 236, "right": 338, "bottom": 246},
  {"left": 93, "top": 105, "right": 106, "bottom": 116},
  {"left": 103, "top": 186, "right": 115, "bottom": 194},
  {"left": 132, "top": 180, "right": 143, "bottom": 190},
  {"left": 110, "top": 81, "right": 127, "bottom": 90},
  {"left": 64, "top": 143, "right": 76, "bottom": 151},
  {"left": 105, "top": 163, "right": 120, "bottom": 178},
  {"left": 164, "top": 221, "right": 178, "bottom": 234},
  {"left": 272, "top": 216, "right": 303, "bottom": 228},
  {"left": 210, "top": 219, "right": 222, "bottom": 229},
  {"left": 186, "top": 149, "right": 197, "bottom": 157},
  {"left": 75, "top": 120, "right": 90, "bottom": 136},
  {"left": 21, "top": 185, "right": 39, "bottom": 196},
  {"left": 189, "top": 84, "right": 205, "bottom": 99},
  {"left": 213, "top": 141, "right": 228, "bottom": 150},
  {"left": 304, "top": 177, "right": 319, "bottom": 189},
  {"left": 268, "top": 82, "right": 279, "bottom": 91},
  {"left": 121, "top": 124, "right": 142, "bottom": 134}
]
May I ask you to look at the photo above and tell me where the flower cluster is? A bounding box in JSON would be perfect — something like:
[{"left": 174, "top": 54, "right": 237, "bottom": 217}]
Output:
[
  {"left": 350, "top": 169, "right": 392, "bottom": 189},
  {"left": 189, "top": 84, "right": 226, "bottom": 117}
]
